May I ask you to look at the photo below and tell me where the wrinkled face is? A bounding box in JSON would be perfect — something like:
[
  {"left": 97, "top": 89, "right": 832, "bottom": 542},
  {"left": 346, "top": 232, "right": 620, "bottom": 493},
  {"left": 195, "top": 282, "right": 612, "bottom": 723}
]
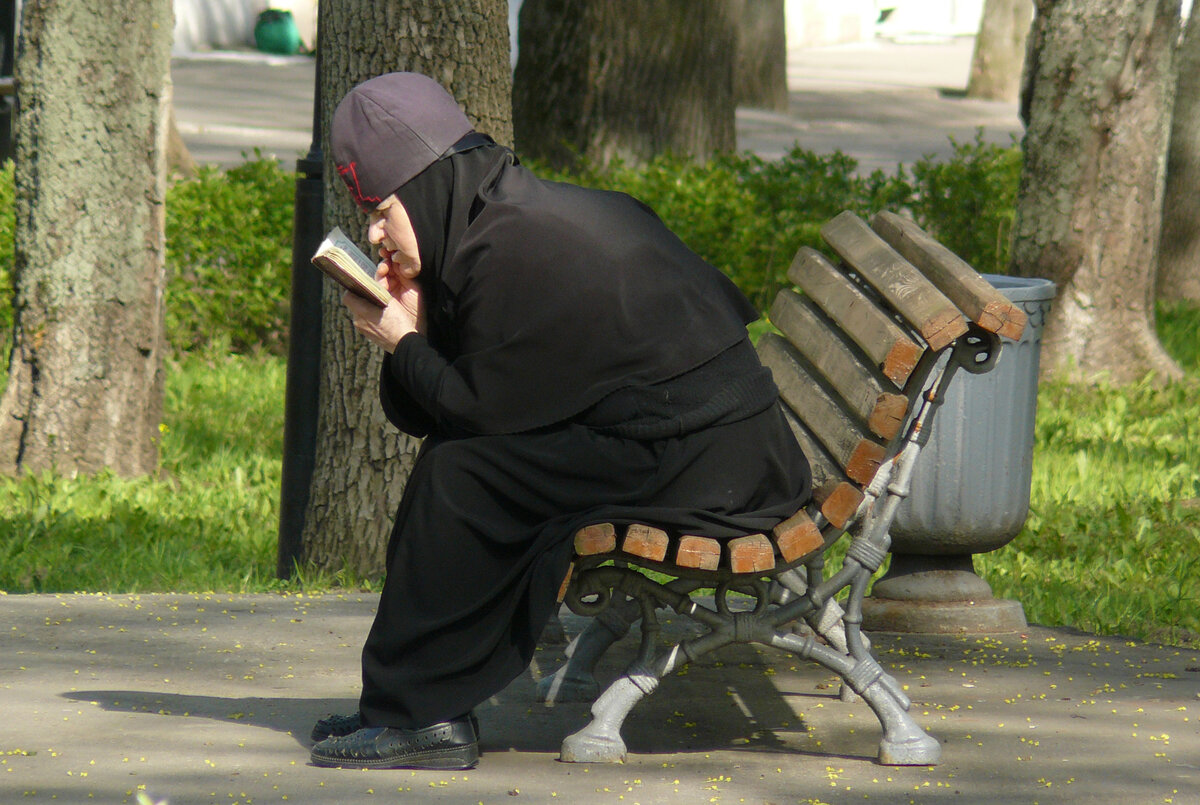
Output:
[{"left": 367, "top": 195, "right": 421, "bottom": 279}]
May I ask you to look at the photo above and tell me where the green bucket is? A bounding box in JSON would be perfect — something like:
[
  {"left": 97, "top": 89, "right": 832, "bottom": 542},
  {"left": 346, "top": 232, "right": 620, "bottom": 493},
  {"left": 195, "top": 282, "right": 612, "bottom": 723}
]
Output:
[{"left": 254, "top": 9, "right": 302, "bottom": 56}]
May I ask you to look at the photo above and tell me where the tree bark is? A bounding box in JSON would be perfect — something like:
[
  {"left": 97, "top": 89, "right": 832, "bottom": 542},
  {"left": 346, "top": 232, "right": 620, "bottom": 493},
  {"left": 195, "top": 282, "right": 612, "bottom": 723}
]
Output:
[
  {"left": 513, "top": 0, "right": 736, "bottom": 168},
  {"left": 1011, "top": 0, "right": 1183, "bottom": 384},
  {"left": 301, "top": 0, "right": 511, "bottom": 577},
  {"left": 1157, "top": 6, "right": 1200, "bottom": 303},
  {"left": 966, "top": 0, "right": 1034, "bottom": 102},
  {"left": 735, "top": 0, "right": 789, "bottom": 111},
  {"left": 0, "top": 0, "right": 173, "bottom": 476}
]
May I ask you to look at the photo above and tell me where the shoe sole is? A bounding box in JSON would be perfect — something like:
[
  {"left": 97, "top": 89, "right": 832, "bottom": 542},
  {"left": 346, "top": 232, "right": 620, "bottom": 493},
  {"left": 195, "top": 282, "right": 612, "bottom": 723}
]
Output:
[
  {"left": 310, "top": 743, "right": 480, "bottom": 771},
  {"left": 311, "top": 714, "right": 480, "bottom": 744}
]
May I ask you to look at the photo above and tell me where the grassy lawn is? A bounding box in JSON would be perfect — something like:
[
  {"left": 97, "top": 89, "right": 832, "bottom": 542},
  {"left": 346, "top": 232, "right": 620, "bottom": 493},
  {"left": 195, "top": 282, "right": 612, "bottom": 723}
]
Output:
[
  {"left": 980, "top": 376, "right": 1200, "bottom": 646},
  {"left": 981, "top": 303, "right": 1200, "bottom": 646},
  {"left": 1, "top": 309, "right": 1198, "bottom": 649},
  {"left": 0, "top": 348, "right": 290, "bottom": 593}
]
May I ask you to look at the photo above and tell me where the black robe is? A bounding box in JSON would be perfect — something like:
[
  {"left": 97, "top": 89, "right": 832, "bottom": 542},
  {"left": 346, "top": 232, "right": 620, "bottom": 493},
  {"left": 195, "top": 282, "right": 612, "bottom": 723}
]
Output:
[{"left": 357, "top": 145, "right": 811, "bottom": 729}]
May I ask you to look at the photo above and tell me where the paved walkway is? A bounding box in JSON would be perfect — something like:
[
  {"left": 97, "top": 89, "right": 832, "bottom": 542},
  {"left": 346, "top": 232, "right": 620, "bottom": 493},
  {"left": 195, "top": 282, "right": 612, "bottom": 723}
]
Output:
[
  {"left": 1, "top": 592, "right": 1196, "bottom": 804},
  {"left": 171, "top": 37, "right": 1023, "bottom": 174}
]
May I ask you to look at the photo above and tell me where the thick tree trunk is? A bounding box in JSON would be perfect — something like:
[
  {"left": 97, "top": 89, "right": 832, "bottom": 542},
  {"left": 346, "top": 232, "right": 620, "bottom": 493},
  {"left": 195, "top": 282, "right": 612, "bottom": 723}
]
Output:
[
  {"left": 735, "top": 0, "right": 789, "bottom": 111},
  {"left": 513, "top": 0, "right": 736, "bottom": 168},
  {"left": 966, "top": 0, "right": 1034, "bottom": 102},
  {"left": 1157, "top": 7, "right": 1200, "bottom": 303},
  {"left": 1011, "top": 0, "right": 1183, "bottom": 384},
  {"left": 301, "top": 0, "right": 511, "bottom": 576},
  {"left": 0, "top": 0, "right": 173, "bottom": 476}
]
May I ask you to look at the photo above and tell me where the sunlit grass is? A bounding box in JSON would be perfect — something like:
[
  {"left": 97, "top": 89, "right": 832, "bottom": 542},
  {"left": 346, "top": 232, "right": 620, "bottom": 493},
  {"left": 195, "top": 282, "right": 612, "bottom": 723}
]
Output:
[
  {"left": 978, "top": 304, "right": 1200, "bottom": 647},
  {"left": 1, "top": 305, "right": 1198, "bottom": 650},
  {"left": 979, "top": 374, "right": 1200, "bottom": 647},
  {"left": 0, "top": 346, "right": 377, "bottom": 594},
  {"left": 0, "top": 346, "right": 284, "bottom": 592}
]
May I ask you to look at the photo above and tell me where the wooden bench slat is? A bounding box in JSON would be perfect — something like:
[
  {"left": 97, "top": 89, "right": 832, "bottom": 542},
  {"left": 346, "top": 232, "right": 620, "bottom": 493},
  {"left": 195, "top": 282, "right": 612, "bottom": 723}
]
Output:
[
  {"left": 758, "top": 333, "right": 886, "bottom": 486},
  {"left": 813, "top": 479, "right": 864, "bottom": 531},
  {"left": 675, "top": 535, "right": 721, "bottom": 570},
  {"left": 778, "top": 404, "right": 864, "bottom": 530},
  {"left": 787, "top": 246, "right": 924, "bottom": 388},
  {"left": 728, "top": 533, "right": 775, "bottom": 574},
  {"left": 771, "top": 509, "right": 824, "bottom": 563},
  {"left": 574, "top": 523, "right": 616, "bottom": 555},
  {"left": 871, "top": 211, "right": 1028, "bottom": 341},
  {"left": 820, "top": 211, "right": 969, "bottom": 352},
  {"left": 622, "top": 524, "right": 669, "bottom": 562},
  {"left": 779, "top": 403, "right": 840, "bottom": 488},
  {"left": 770, "top": 289, "right": 909, "bottom": 440}
]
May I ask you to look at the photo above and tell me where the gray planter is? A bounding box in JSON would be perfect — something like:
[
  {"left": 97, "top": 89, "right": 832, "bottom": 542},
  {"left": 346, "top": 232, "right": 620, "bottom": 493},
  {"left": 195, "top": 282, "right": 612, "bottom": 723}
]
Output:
[{"left": 863, "top": 275, "right": 1056, "bottom": 634}]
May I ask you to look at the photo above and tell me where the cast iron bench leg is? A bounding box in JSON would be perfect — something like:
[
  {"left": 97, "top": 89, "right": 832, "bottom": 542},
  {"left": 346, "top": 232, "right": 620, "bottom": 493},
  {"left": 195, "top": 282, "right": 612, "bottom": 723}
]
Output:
[
  {"left": 558, "top": 666, "right": 658, "bottom": 762},
  {"left": 536, "top": 597, "right": 638, "bottom": 704},
  {"left": 770, "top": 629, "right": 941, "bottom": 765}
]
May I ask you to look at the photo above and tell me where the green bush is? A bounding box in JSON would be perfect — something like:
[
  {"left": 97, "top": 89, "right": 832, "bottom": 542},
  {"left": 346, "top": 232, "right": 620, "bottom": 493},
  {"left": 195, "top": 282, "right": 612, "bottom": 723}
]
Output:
[
  {"left": 1157, "top": 301, "right": 1200, "bottom": 373},
  {"left": 0, "top": 135, "right": 1030, "bottom": 355},
  {"left": 536, "top": 136, "right": 1021, "bottom": 309},
  {"left": 165, "top": 156, "right": 295, "bottom": 354},
  {"left": 904, "top": 132, "right": 1023, "bottom": 276}
]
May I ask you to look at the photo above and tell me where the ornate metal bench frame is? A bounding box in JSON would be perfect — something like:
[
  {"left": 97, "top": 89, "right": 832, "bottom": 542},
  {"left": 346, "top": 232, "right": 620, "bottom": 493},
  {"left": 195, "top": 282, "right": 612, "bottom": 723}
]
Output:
[{"left": 541, "top": 211, "right": 1027, "bottom": 767}]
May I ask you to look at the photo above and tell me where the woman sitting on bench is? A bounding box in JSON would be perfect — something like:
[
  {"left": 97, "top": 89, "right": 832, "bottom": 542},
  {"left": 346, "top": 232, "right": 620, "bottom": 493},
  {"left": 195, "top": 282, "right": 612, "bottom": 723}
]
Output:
[{"left": 309, "top": 71, "right": 812, "bottom": 770}]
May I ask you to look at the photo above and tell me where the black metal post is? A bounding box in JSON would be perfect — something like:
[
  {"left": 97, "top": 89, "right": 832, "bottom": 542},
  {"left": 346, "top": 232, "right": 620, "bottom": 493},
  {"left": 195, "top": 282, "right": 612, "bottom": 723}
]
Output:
[
  {"left": 277, "top": 51, "right": 324, "bottom": 579},
  {"left": 0, "top": 0, "right": 17, "bottom": 163}
]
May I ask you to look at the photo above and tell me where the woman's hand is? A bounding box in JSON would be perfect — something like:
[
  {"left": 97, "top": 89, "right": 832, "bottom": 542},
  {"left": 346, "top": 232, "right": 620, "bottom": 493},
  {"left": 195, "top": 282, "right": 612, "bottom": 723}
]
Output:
[{"left": 343, "top": 264, "right": 424, "bottom": 353}]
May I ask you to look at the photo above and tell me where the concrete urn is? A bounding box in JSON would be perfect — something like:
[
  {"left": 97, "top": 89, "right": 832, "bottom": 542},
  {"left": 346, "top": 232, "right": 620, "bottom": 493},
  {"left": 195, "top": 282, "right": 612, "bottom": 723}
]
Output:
[{"left": 863, "top": 275, "right": 1056, "bottom": 634}]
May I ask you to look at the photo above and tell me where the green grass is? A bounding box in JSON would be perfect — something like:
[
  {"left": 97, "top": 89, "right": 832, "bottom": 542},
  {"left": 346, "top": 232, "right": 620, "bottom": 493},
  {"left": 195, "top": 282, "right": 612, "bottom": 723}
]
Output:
[
  {"left": 977, "top": 301, "right": 1200, "bottom": 646},
  {"left": 0, "top": 344, "right": 381, "bottom": 595},
  {"left": 979, "top": 362, "right": 1200, "bottom": 647},
  {"left": 1, "top": 303, "right": 1198, "bottom": 650},
  {"left": 0, "top": 346, "right": 285, "bottom": 593}
]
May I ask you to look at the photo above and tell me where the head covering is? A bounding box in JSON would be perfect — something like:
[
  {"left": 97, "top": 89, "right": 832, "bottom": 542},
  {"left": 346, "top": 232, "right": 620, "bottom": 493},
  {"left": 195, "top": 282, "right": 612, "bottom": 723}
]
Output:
[
  {"left": 331, "top": 72, "right": 475, "bottom": 209},
  {"left": 396, "top": 144, "right": 511, "bottom": 356}
]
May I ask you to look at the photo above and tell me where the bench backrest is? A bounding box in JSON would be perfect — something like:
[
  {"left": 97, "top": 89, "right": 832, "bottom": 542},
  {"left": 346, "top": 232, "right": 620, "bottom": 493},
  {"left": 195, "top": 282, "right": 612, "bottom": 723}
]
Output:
[{"left": 569, "top": 211, "right": 1024, "bottom": 583}]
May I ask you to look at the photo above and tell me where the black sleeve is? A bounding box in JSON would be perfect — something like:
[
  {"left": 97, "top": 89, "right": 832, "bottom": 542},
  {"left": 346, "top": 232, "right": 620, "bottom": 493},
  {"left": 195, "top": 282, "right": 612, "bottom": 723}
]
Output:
[{"left": 378, "top": 333, "right": 439, "bottom": 438}]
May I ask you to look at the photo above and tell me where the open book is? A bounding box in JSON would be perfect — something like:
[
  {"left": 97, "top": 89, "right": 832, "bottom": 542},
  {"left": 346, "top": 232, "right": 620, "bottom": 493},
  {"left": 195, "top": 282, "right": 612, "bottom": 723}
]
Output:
[{"left": 311, "top": 227, "right": 391, "bottom": 307}]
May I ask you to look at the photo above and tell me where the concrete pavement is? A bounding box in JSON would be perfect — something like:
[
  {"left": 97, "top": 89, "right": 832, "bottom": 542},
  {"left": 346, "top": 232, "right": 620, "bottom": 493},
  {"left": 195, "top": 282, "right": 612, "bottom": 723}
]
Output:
[
  {"left": 171, "top": 37, "right": 1023, "bottom": 174},
  {"left": 171, "top": 52, "right": 315, "bottom": 169},
  {"left": 1, "top": 592, "right": 1197, "bottom": 804}
]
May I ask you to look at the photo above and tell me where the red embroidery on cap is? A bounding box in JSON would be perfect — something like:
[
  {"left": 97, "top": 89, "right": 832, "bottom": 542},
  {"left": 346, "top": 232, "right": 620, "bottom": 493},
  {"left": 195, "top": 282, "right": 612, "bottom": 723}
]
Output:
[{"left": 336, "top": 162, "right": 383, "bottom": 206}]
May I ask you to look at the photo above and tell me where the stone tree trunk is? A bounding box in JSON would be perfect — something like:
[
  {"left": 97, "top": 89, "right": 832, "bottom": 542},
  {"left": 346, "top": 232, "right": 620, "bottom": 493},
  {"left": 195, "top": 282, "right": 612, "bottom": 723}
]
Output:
[
  {"left": 735, "top": 0, "right": 788, "bottom": 112},
  {"left": 966, "top": 0, "right": 1034, "bottom": 102},
  {"left": 513, "top": 0, "right": 736, "bottom": 168},
  {"left": 300, "top": 0, "right": 512, "bottom": 577},
  {"left": 1157, "top": 6, "right": 1200, "bottom": 304},
  {"left": 1010, "top": 0, "right": 1183, "bottom": 383},
  {"left": 0, "top": 0, "right": 173, "bottom": 477}
]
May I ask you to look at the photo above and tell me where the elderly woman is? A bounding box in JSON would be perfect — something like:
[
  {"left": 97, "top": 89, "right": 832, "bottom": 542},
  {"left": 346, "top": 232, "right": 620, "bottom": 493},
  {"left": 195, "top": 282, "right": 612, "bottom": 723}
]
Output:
[{"left": 309, "top": 72, "right": 811, "bottom": 770}]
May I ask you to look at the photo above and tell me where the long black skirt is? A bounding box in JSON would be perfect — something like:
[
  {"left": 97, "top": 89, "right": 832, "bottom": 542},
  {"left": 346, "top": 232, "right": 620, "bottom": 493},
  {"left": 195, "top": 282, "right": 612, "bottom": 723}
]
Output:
[{"left": 357, "top": 402, "right": 811, "bottom": 729}]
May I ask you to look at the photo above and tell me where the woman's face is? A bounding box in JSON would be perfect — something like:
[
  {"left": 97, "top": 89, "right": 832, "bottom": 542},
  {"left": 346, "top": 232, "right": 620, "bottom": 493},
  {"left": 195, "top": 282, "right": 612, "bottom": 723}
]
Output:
[{"left": 368, "top": 195, "right": 421, "bottom": 279}]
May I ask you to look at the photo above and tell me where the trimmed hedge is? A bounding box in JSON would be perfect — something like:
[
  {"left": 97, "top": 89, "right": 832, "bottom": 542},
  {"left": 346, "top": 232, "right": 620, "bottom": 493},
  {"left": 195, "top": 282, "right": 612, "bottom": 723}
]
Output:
[{"left": 0, "top": 133, "right": 1024, "bottom": 356}]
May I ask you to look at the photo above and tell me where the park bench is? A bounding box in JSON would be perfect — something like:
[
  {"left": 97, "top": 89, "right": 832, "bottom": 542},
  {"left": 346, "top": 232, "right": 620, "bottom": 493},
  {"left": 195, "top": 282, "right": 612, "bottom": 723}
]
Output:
[{"left": 540, "top": 210, "right": 1027, "bottom": 766}]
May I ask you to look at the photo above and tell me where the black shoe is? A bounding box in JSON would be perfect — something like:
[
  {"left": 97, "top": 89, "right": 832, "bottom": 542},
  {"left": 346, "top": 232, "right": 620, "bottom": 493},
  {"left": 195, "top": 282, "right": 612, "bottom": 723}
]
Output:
[
  {"left": 311, "top": 711, "right": 479, "bottom": 743},
  {"left": 311, "top": 712, "right": 362, "bottom": 742},
  {"left": 310, "top": 715, "right": 479, "bottom": 770}
]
